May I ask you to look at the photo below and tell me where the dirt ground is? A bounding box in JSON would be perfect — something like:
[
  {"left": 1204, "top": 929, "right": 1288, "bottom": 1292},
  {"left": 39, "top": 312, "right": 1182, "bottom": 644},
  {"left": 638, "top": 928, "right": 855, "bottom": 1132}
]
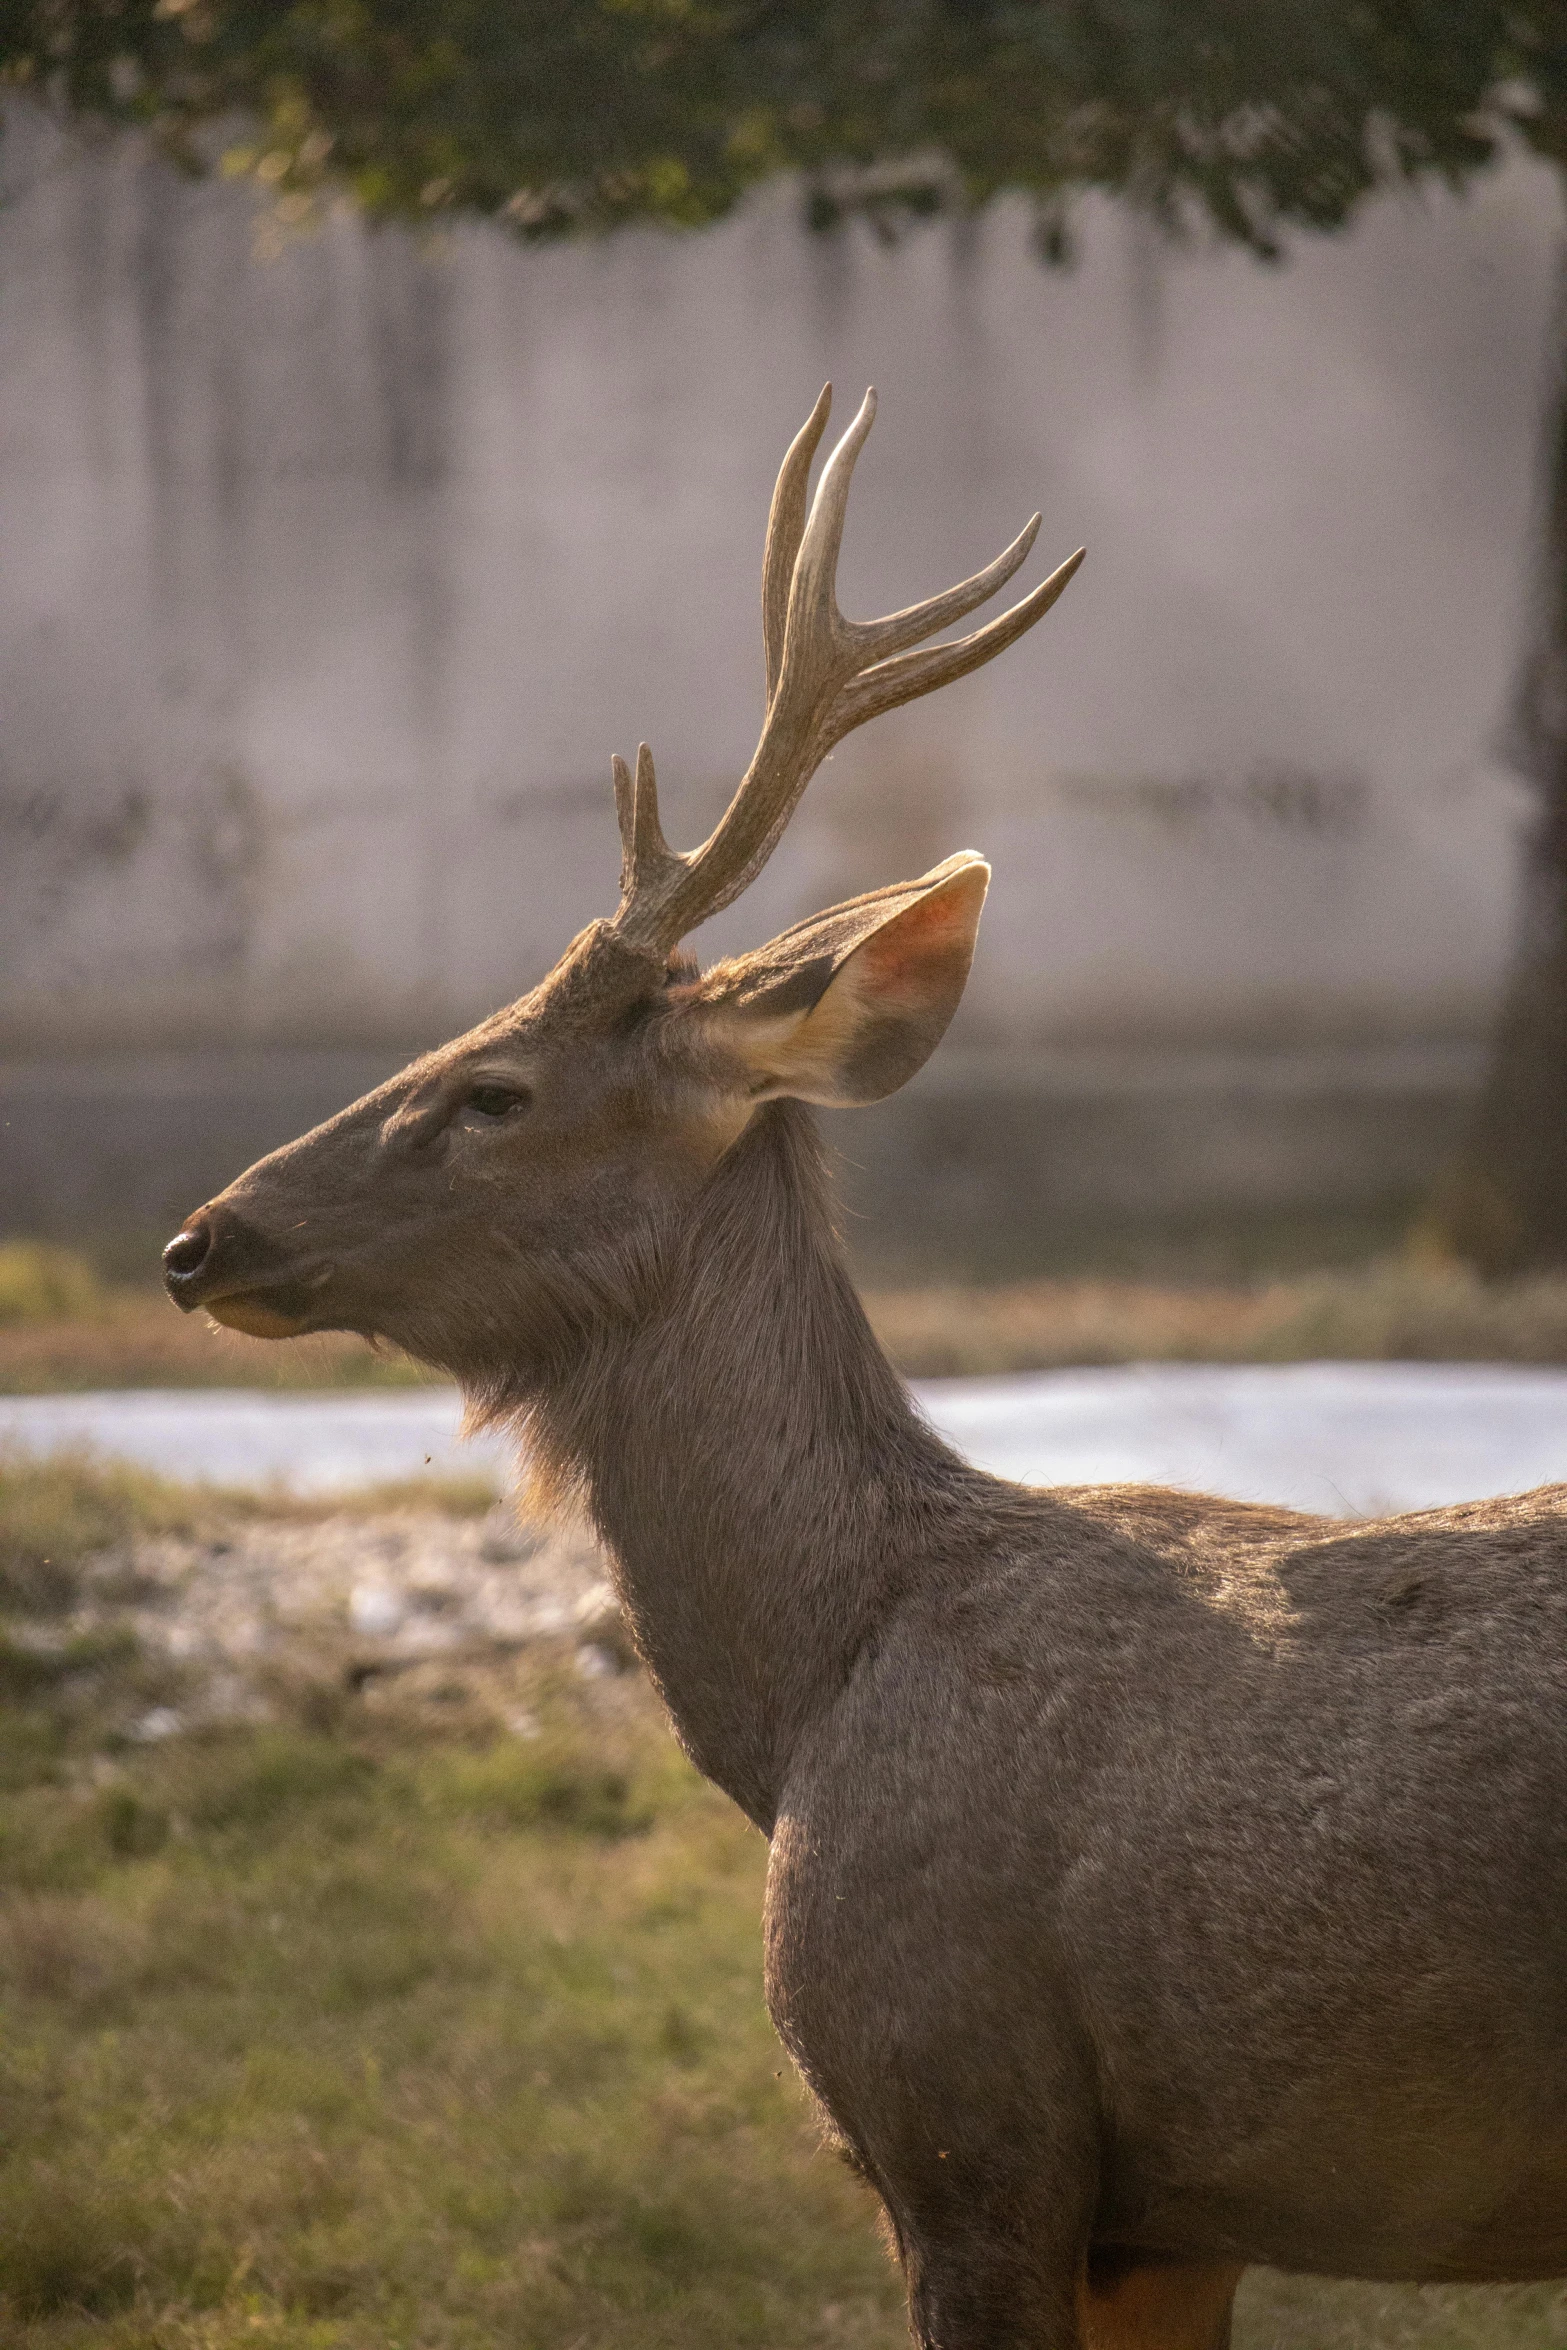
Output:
[{"left": 9, "top": 1489, "right": 626, "bottom": 1749}]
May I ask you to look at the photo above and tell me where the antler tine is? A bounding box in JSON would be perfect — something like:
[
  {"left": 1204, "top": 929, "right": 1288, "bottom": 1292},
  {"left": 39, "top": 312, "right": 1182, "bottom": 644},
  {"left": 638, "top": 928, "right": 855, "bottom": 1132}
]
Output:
[
  {"left": 611, "top": 752, "right": 636, "bottom": 895},
  {"left": 762, "top": 384, "right": 833, "bottom": 703},
  {"left": 816, "top": 545, "right": 1087, "bottom": 760},
  {"left": 632, "top": 742, "right": 668, "bottom": 868},
  {"left": 611, "top": 743, "right": 678, "bottom": 916},
  {"left": 608, "top": 388, "right": 1083, "bottom": 960},
  {"left": 857, "top": 514, "right": 1041, "bottom": 666},
  {"left": 783, "top": 387, "right": 878, "bottom": 663}
]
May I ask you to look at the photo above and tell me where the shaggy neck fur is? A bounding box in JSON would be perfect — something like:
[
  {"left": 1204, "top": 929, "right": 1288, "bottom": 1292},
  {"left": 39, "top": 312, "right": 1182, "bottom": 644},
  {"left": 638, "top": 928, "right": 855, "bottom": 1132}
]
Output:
[{"left": 518, "top": 1100, "right": 979, "bottom": 1829}]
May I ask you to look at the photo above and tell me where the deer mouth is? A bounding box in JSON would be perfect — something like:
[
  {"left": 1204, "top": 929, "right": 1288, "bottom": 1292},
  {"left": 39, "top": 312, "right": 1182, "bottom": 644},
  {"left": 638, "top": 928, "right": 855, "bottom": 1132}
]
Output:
[
  {"left": 203, "top": 1286, "right": 318, "bottom": 1339},
  {"left": 196, "top": 1262, "right": 339, "bottom": 1338},
  {"left": 164, "top": 1215, "right": 336, "bottom": 1338}
]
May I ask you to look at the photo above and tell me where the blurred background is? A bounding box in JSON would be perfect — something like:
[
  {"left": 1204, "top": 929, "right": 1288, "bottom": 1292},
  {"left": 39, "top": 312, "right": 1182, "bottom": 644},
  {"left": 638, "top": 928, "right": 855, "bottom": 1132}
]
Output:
[
  {"left": 9, "top": 13, "right": 1567, "bottom": 2348},
  {"left": 0, "top": 94, "right": 1555, "bottom": 1286}
]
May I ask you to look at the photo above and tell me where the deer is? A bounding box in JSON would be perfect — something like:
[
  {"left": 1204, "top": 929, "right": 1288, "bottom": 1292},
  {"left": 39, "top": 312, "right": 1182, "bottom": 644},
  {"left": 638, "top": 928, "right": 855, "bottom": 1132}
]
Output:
[{"left": 164, "top": 384, "right": 1567, "bottom": 2350}]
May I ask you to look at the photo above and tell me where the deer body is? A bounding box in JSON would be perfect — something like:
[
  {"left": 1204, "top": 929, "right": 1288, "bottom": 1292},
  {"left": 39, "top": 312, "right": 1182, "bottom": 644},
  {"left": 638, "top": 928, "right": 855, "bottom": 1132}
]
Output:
[
  {"left": 163, "top": 391, "right": 1567, "bottom": 2348},
  {"left": 530, "top": 1098, "right": 1567, "bottom": 2328}
]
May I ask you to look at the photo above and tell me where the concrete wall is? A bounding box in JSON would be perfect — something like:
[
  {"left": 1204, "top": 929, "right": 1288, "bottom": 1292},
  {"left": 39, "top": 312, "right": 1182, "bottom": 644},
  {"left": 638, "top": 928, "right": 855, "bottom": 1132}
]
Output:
[
  {"left": 0, "top": 110, "right": 1560, "bottom": 1266},
  {"left": 0, "top": 1038, "right": 1479, "bottom": 1279}
]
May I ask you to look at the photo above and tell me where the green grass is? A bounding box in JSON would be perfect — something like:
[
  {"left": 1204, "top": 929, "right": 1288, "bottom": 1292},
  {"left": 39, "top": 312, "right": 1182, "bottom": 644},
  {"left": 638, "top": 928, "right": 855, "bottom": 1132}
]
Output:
[
  {"left": 0, "top": 1660, "right": 904, "bottom": 2350},
  {"left": 4, "top": 1668, "right": 1567, "bottom": 2350},
  {"left": 4, "top": 1473, "right": 1567, "bottom": 2350},
  {"left": 0, "top": 1454, "right": 212, "bottom": 1615}
]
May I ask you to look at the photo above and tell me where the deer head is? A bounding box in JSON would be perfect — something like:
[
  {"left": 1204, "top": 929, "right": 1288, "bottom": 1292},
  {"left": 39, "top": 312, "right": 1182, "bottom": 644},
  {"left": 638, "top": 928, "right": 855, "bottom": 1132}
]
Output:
[{"left": 162, "top": 388, "right": 1081, "bottom": 1387}]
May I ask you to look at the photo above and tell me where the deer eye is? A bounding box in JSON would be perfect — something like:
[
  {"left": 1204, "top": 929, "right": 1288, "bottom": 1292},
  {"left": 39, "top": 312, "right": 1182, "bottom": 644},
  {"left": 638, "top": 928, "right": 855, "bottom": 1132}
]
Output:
[{"left": 466, "top": 1083, "right": 530, "bottom": 1122}]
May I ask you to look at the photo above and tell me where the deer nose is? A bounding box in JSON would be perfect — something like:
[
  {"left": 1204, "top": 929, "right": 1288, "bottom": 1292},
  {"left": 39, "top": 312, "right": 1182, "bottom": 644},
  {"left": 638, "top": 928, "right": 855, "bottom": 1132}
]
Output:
[
  {"left": 162, "top": 1218, "right": 213, "bottom": 1300},
  {"left": 163, "top": 1225, "right": 210, "bottom": 1277}
]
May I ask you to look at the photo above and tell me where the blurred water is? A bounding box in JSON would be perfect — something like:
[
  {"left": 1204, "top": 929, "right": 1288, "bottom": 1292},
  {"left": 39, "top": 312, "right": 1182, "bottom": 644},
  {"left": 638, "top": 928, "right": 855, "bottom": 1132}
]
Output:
[
  {"left": 919, "top": 1363, "right": 1567, "bottom": 1516},
  {"left": 0, "top": 1364, "right": 1564, "bottom": 1513},
  {"left": 0, "top": 1390, "right": 498, "bottom": 1498}
]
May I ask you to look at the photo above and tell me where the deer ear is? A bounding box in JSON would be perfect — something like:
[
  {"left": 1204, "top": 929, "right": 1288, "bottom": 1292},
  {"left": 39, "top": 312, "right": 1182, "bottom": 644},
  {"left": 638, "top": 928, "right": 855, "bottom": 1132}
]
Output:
[{"left": 699, "top": 853, "right": 989, "bottom": 1108}]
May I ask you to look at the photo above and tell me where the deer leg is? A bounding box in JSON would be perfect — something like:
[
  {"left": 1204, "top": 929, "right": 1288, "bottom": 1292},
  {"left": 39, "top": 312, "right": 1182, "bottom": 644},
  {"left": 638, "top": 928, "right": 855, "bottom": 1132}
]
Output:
[
  {"left": 891, "top": 2217, "right": 1242, "bottom": 2350},
  {"left": 873, "top": 2145, "right": 1098, "bottom": 2350},
  {"left": 1077, "top": 2251, "right": 1244, "bottom": 2350},
  {"left": 899, "top": 2224, "right": 1086, "bottom": 2350}
]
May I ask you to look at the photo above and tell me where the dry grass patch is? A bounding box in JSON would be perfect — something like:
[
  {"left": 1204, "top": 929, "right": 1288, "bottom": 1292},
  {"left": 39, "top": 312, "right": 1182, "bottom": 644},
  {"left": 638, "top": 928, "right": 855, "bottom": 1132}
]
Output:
[
  {"left": 0, "top": 1243, "right": 437, "bottom": 1391},
  {"left": 13, "top": 1242, "right": 1567, "bottom": 1389},
  {"left": 866, "top": 1261, "right": 1567, "bottom": 1377},
  {"left": 0, "top": 1244, "right": 106, "bottom": 1326},
  {"left": 0, "top": 1296, "right": 438, "bottom": 1392},
  {"left": 0, "top": 1455, "right": 499, "bottom": 1621}
]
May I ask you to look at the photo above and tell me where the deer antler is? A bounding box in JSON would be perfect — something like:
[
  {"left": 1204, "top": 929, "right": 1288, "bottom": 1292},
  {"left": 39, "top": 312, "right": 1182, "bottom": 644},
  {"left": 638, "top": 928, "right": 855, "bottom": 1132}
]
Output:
[{"left": 610, "top": 385, "right": 1084, "bottom": 959}]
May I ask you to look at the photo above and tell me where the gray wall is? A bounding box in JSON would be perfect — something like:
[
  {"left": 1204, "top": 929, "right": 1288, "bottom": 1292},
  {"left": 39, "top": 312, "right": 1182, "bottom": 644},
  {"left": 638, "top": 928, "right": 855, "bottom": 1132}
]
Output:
[
  {"left": 0, "top": 111, "right": 1559, "bottom": 1266},
  {"left": 0, "top": 1039, "right": 1481, "bottom": 1281}
]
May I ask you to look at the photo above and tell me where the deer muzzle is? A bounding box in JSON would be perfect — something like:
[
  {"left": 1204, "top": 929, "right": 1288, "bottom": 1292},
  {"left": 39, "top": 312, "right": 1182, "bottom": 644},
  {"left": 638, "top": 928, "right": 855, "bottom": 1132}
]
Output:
[{"left": 162, "top": 1205, "right": 330, "bottom": 1337}]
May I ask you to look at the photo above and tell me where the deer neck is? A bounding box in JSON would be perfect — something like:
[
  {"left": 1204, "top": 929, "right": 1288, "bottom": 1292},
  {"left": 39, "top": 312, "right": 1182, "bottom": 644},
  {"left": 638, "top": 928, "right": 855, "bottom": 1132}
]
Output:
[{"left": 526, "top": 1101, "right": 963, "bottom": 1831}]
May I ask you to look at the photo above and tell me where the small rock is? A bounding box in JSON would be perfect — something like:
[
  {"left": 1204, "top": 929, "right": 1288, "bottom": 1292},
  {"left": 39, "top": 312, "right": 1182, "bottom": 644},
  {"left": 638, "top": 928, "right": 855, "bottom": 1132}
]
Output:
[
  {"left": 349, "top": 1583, "right": 403, "bottom": 1638},
  {"left": 129, "top": 1707, "right": 182, "bottom": 1743},
  {"left": 394, "top": 1615, "right": 457, "bottom": 1656},
  {"left": 200, "top": 1674, "right": 271, "bottom": 1726}
]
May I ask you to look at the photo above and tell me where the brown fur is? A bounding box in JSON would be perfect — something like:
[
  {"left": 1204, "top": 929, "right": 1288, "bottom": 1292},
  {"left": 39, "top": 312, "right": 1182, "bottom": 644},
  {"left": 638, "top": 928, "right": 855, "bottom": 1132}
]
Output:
[
  {"left": 168, "top": 1022, "right": 1567, "bottom": 2345},
  {"left": 159, "top": 389, "right": 1567, "bottom": 2345}
]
